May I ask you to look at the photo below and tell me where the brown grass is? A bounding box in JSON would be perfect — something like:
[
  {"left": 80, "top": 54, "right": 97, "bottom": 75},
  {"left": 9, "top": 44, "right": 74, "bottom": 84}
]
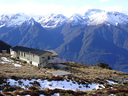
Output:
[
  {"left": 1, "top": 57, "right": 127, "bottom": 84},
  {"left": 62, "top": 63, "right": 128, "bottom": 84},
  {"left": 0, "top": 54, "right": 54, "bottom": 79},
  {"left": 0, "top": 54, "right": 128, "bottom": 95}
]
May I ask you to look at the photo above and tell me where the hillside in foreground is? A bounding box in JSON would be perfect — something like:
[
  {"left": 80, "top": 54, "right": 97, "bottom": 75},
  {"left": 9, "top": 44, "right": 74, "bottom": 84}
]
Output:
[{"left": 0, "top": 54, "right": 128, "bottom": 95}]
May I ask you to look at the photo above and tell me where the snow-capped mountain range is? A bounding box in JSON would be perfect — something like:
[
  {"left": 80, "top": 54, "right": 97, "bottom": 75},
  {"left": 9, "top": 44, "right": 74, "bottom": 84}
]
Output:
[
  {"left": 1, "top": 9, "right": 128, "bottom": 69},
  {"left": 0, "top": 9, "right": 128, "bottom": 28},
  {"left": 35, "top": 14, "right": 68, "bottom": 28}
]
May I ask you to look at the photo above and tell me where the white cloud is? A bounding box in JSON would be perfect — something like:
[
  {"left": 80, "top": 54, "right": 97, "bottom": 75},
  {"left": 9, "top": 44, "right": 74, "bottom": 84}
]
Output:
[
  {"left": 103, "top": 5, "right": 123, "bottom": 12},
  {"left": 0, "top": 2, "right": 83, "bottom": 17},
  {"left": 0, "top": 1, "right": 127, "bottom": 17},
  {"left": 76, "top": 5, "right": 92, "bottom": 14},
  {"left": 0, "top": 2, "right": 67, "bottom": 16}
]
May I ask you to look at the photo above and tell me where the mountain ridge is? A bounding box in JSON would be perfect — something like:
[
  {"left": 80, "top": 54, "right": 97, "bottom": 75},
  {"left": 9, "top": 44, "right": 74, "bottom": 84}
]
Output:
[
  {"left": 0, "top": 9, "right": 128, "bottom": 69},
  {"left": 0, "top": 9, "right": 128, "bottom": 28}
]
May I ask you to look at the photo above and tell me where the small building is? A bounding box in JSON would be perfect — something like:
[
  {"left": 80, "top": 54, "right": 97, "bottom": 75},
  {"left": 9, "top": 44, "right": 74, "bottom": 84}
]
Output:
[
  {"left": 10, "top": 46, "right": 59, "bottom": 67},
  {"left": 46, "top": 50, "right": 58, "bottom": 59}
]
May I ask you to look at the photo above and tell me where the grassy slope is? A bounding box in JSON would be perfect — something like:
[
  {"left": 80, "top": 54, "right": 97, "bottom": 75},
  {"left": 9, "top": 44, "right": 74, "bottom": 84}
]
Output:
[{"left": 0, "top": 54, "right": 128, "bottom": 95}]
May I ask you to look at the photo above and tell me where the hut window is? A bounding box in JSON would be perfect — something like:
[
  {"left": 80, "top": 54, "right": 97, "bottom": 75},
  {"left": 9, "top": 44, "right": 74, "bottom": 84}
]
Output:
[
  {"left": 24, "top": 53, "right": 26, "bottom": 57},
  {"left": 42, "top": 57, "right": 44, "bottom": 59},
  {"left": 48, "top": 56, "right": 50, "bottom": 60},
  {"left": 21, "top": 52, "right": 23, "bottom": 56}
]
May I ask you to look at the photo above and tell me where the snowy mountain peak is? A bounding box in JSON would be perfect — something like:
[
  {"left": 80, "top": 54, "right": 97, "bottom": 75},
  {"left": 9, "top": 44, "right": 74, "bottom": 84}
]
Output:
[
  {"left": 0, "top": 9, "right": 128, "bottom": 28},
  {"left": 36, "top": 14, "right": 68, "bottom": 28},
  {"left": 69, "top": 13, "right": 83, "bottom": 20},
  {"left": 28, "top": 18, "right": 36, "bottom": 25},
  {"left": 106, "top": 11, "right": 128, "bottom": 26},
  {"left": 68, "top": 13, "right": 87, "bottom": 26},
  {"left": 0, "top": 14, "right": 10, "bottom": 27},
  {"left": 68, "top": 9, "right": 128, "bottom": 26},
  {"left": 67, "top": 9, "right": 106, "bottom": 26},
  {"left": 85, "top": 9, "right": 104, "bottom": 14},
  {"left": 0, "top": 14, "right": 10, "bottom": 21},
  {"left": 21, "top": 17, "right": 39, "bottom": 27},
  {"left": 6, "top": 13, "right": 30, "bottom": 27}
]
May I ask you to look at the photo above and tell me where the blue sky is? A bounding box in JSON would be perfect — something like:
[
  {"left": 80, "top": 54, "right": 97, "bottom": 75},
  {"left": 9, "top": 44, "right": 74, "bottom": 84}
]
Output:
[{"left": 0, "top": 0, "right": 128, "bottom": 17}]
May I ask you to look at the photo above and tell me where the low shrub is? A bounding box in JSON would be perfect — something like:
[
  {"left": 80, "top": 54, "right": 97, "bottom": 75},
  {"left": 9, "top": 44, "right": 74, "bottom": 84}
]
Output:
[
  {"left": 0, "top": 93, "right": 4, "bottom": 96},
  {"left": 74, "top": 91, "right": 87, "bottom": 95},
  {"left": 66, "top": 90, "right": 74, "bottom": 94},
  {"left": 29, "top": 91, "right": 39, "bottom": 96},
  {"left": 22, "top": 61, "right": 27, "bottom": 64},
  {"left": 49, "top": 84, "right": 52, "bottom": 86},
  {"left": 21, "top": 90, "right": 31, "bottom": 95},
  {"left": 54, "top": 88, "right": 61, "bottom": 93},
  {"left": 116, "top": 92, "right": 127, "bottom": 96},
  {"left": 104, "top": 84, "right": 112, "bottom": 88},
  {"left": 4, "top": 92, "right": 13, "bottom": 96},
  {"left": 29, "top": 86, "right": 39, "bottom": 91},
  {"left": 97, "top": 62, "right": 112, "bottom": 70},
  {"left": 3, "top": 86, "right": 16, "bottom": 92},
  {"left": 52, "top": 76, "right": 64, "bottom": 81},
  {"left": 14, "top": 91, "right": 22, "bottom": 95},
  {"left": 18, "top": 80, "right": 23, "bottom": 85},
  {"left": 107, "top": 88, "right": 118, "bottom": 94},
  {"left": 11, "top": 76, "right": 19, "bottom": 80},
  {"left": 118, "top": 87, "right": 128, "bottom": 93},
  {"left": 0, "top": 85, "right": 5, "bottom": 91},
  {"left": 0, "top": 77, "right": 7, "bottom": 84},
  {"left": 83, "top": 65, "right": 89, "bottom": 68},
  {"left": 29, "top": 81, "right": 40, "bottom": 87}
]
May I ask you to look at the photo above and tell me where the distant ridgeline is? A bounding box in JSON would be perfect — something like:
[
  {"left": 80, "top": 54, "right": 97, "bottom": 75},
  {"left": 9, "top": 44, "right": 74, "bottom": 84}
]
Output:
[
  {"left": 1, "top": 10, "right": 128, "bottom": 69},
  {"left": 0, "top": 40, "right": 11, "bottom": 53}
]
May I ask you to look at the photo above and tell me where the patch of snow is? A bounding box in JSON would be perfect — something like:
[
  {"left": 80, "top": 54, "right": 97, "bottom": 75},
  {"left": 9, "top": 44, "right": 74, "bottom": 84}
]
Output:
[
  {"left": 106, "top": 80, "right": 118, "bottom": 84},
  {"left": 107, "top": 23, "right": 110, "bottom": 26},
  {"left": 110, "top": 94, "right": 116, "bottom": 96},
  {"left": 12, "top": 63, "right": 22, "bottom": 67},
  {"left": 0, "top": 57, "right": 22, "bottom": 67},
  {"left": 51, "top": 93, "right": 59, "bottom": 96},
  {"left": 0, "top": 24, "right": 5, "bottom": 28},
  {"left": 115, "top": 22, "right": 118, "bottom": 26},
  {"left": 17, "top": 95, "right": 31, "bottom": 96},
  {"left": 6, "top": 79, "right": 104, "bottom": 91},
  {"left": 1, "top": 57, "right": 10, "bottom": 62},
  {"left": 11, "top": 55, "right": 13, "bottom": 58}
]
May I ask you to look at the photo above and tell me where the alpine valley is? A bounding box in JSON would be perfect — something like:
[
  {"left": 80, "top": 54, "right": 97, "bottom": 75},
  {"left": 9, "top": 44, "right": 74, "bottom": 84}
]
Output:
[{"left": 1, "top": 9, "right": 128, "bottom": 70}]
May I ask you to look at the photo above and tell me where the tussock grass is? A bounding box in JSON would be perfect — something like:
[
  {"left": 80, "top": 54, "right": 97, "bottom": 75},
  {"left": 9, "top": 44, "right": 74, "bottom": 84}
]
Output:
[
  {"left": 0, "top": 55, "right": 128, "bottom": 84},
  {"left": 62, "top": 62, "right": 128, "bottom": 84},
  {"left": 0, "top": 54, "right": 128, "bottom": 85},
  {"left": 0, "top": 54, "right": 128, "bottom": 95},
  {"left": 0, "top": 62, "right": 49, "bottom": 79}
]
